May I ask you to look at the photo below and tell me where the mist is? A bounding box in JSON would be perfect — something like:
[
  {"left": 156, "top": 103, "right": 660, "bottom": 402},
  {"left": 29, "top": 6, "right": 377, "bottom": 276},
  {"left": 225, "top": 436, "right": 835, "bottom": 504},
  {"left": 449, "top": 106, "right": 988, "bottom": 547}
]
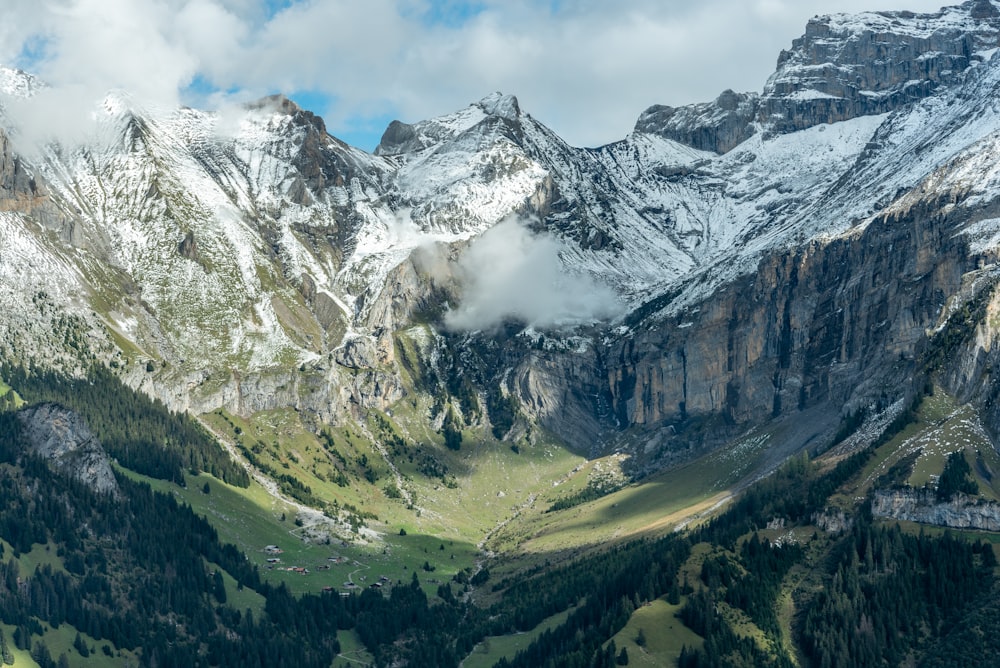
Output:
[{"left": 435, "top": 217, "right": 623, "bottom": 332}]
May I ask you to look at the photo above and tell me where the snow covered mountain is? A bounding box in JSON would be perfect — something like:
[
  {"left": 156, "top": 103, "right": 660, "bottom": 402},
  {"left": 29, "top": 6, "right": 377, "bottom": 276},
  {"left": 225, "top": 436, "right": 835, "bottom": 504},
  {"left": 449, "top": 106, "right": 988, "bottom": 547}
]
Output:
[{"left": 4, "top": 0, "right": 1000, "bottom": 472}]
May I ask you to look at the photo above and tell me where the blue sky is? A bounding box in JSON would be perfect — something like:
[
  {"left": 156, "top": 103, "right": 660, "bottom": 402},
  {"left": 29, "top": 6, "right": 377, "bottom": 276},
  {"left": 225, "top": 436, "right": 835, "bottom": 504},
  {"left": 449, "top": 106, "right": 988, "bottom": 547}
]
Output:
[{"left": 3, "top": 0, "right": 954, "bottom": 152}]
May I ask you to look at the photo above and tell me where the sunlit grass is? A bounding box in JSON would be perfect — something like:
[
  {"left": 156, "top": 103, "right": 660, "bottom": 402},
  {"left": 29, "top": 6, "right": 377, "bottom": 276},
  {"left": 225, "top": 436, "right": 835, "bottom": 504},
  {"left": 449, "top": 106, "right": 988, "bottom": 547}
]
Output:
[
  {"left": 462, "top": 606, "right": 576, "bottom": 668},
  {"left": 606, "top": 596, "right": 704, "bottom": 667}
]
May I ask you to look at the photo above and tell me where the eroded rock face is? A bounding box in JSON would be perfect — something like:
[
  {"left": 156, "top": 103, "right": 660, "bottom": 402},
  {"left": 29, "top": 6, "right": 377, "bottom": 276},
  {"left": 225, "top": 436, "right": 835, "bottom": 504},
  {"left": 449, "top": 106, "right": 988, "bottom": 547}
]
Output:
[
  {"left": 16, "top": 403, "right": 119, "bottom": 496},
  {"left": 638, "top": 1, "right": 1000, "bottom": 153},
  {"left": 813, "top": 508, "right": 853, "bottom": 534},
  {"left": 0, "top": 130, "right": 76, "bottom": 241},
  {"left": 634, "top": 90, "right": 759, "bottom": 154},
  {"left": 512, "top": 342, "right": 614, "bottom": 456},
  {"left": 604, "top": 193, "right": 971, "bottom": 433},
  {"left": 762, "top": 1, "right": 1000, "bottom": 136},
  {"left": 872, "top": 487, "right": 1000, "bottom": 530},
  {"left": 335, "top": 336, "right": 380, "bottom": 370}
]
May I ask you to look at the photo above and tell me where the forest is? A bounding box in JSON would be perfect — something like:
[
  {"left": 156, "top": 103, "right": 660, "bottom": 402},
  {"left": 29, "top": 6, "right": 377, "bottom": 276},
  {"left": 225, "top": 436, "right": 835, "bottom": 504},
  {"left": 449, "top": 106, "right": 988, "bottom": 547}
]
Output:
[{"left": 0, "top": 364, "right": 997, "bottom": 666}]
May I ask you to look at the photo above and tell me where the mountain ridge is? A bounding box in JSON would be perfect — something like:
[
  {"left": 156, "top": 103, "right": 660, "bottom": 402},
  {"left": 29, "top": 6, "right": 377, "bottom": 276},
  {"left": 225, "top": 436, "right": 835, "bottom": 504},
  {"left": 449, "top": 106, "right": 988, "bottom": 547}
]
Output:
[
  {"left": 1, "top": 0, "right": 1000, "bottom": 482},
  {"left": 5, "top": 4, "right": 1000, "bottom": 664}
]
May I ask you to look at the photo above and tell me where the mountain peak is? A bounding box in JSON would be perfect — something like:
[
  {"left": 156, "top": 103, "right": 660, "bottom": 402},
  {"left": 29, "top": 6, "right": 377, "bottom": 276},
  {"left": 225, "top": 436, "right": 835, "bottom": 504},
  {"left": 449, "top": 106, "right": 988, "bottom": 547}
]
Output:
[
  {"left": 636, "top": 0, "right": 1000, "bottom": 153},
  {"left": 761, "top": 0, "right": 1000, "bottom": 135},
  {"left": 247, "top": 93, "right": 328, "bottom": 135},
  {"left": 375, "top": 93, "right": 523, "bottom": 156},
  {"left": 476, "top": 92, "right": 521, "bottom": 120},
  {"left": 0, "top": 66, "right": 40, "bottom": 99}
]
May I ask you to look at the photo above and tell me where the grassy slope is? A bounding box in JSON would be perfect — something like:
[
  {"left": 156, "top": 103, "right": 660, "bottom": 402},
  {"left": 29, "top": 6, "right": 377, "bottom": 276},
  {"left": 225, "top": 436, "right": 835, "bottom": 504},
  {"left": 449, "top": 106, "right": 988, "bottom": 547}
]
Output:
[
  {"left": 605, "top": 597, "right": 704, "bottom": 667},
  {"left": 485, "top": 426, "right": 781, "bottom": 569},
  {"left": 462, "top": 606, "right": 576, "bottom": 668},
  {"left": 0, "top": 379, "right": 23, "bottom": 409},
  {"left": 559, "top": 388, "right": 1000, "bottom": 668},
  {"left": 836, "top": 389, "right": 1000, "bottom": 506}
]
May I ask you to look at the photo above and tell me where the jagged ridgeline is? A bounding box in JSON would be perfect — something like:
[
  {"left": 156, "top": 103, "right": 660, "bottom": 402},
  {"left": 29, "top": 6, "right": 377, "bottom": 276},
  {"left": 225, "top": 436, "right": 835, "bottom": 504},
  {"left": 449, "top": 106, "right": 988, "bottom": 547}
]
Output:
[
  {"left": 4, "top": 0, "right": 1000, "bottom": 477},
  {"left": 0, "top": 362, "right": 248, "bottom": 487}
]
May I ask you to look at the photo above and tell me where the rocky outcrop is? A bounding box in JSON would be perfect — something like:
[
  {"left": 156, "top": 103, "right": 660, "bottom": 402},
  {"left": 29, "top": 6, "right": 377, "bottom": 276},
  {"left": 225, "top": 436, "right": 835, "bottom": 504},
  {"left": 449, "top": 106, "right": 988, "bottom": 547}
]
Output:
[
  {"left": 761, "top": 0, "right": 1000, "bottom": 137},
  {"left": 177, "top": 230, "right": 200, "bottom": 262},
  {"left": 0, "top": 130, "right": 75, "bottom": 240},
  {"left": 376, "top": 120, "right": 427, "bottom": 156},
  {"left": 814, "top": 508, "right": 853, "bottom": 534},
  {"left": 634, "top": 90, "right": 759, "bottom": 154},
  {"left": 0, "top": 131, "right": 39, "bottom": 203},
  {"left": 512, "top": 341, "right": 614, "bottom": 456},
  {"left": 335, "top": 335, "right": 381, "bottom": 370},
  {"left": 872, "top": 487, "right": 1000, "bottom": 530},
  {"left": 16, "top": 403, "right": 119, "bottom": 496}
]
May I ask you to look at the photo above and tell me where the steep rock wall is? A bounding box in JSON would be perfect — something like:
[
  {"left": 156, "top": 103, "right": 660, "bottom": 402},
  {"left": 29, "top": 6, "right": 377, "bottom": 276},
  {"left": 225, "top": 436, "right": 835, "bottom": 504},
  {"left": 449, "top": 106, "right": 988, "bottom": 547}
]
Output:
[
  {"left": 872, "top": 487, "right": 1000, "bottom": 530},
  {"left": 17, "top": 403, "right": 119, "bottom": 495},
  {"left": 605, "top": 193, "right": 974, "bottom": 436}
]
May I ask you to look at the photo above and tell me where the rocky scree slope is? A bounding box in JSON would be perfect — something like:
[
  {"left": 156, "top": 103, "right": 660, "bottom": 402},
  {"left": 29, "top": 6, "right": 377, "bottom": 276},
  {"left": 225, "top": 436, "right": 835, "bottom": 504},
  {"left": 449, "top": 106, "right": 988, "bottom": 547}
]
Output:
[{"left": 2, "top": 1, "right": 1000, "bottom": 476}]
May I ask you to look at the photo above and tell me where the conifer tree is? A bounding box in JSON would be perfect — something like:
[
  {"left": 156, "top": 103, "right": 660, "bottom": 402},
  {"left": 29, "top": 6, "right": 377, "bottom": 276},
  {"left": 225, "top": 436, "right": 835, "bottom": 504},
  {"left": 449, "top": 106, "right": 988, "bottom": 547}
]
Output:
[{"left": 0, "top": 627, "right": 13, "bottom": 665}]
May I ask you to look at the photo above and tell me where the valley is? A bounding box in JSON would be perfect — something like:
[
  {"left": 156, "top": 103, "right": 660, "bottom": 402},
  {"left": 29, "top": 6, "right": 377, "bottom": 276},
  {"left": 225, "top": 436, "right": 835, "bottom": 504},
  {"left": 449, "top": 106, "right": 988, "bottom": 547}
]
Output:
[{"left": 3, "top": 0, "right": 1000, "bottom": 665}]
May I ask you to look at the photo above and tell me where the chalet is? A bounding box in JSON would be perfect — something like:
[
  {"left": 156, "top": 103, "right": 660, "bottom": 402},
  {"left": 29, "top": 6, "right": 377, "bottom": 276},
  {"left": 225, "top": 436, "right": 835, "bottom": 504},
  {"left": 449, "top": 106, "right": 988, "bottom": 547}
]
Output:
[{"left": 369, "top": 582, "right": 382, "bottom": 589}]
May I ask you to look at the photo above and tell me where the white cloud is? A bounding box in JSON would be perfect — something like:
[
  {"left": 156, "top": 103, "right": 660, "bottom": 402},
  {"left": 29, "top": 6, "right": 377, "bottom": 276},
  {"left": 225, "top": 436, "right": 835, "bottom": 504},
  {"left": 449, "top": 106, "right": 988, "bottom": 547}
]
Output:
[
  {"left": 0, "top": 0, "right": 958, "bottom": 152},
  {"left": 440, "top": 217, "right": 624, "bottom": 332}
]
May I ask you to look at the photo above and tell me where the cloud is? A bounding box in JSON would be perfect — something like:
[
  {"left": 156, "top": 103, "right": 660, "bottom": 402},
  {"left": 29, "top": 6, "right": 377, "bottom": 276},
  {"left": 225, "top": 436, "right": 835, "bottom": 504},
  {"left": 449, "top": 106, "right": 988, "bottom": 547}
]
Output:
[
  {"left": 438, "top": 217, "right": 623, "bottom": 332},
  {"left": 0, "top": 0, "right": 954, "bottom": 153},
  {"left": 1, "top": 0, "right": 201, "bottom": 151}
]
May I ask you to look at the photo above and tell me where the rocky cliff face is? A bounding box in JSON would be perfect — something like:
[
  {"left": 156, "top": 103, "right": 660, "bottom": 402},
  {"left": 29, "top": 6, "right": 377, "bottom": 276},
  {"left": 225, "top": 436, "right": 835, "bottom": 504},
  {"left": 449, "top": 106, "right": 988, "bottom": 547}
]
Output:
[
  {"left": 634, "top": 90, "right": 759, "bottom": 154},
  {"left": 872, "top": 487, "right": 1000, "bottom": 530},
  {"left": 638, "top": 0, "right": 1000, "bottom": 153},
  {"left": 606, "top": 193, "right": 973, "bottom": 433},
  {"left": 762, "top": 0, "right": 1000, "bottom": 136},
  {"left": 16, "top": 403, "right": 119, "bottom": 496}
]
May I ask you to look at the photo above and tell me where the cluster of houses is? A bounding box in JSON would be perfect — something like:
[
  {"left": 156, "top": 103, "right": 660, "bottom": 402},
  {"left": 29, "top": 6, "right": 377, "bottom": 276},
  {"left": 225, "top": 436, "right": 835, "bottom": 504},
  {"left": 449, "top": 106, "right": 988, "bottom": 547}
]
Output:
[
  {"left": 261, "top": 545, "right": 393, "bottom": 594},
  {"left": 342, "top": 575, "right": 391, "bottom": 591}
]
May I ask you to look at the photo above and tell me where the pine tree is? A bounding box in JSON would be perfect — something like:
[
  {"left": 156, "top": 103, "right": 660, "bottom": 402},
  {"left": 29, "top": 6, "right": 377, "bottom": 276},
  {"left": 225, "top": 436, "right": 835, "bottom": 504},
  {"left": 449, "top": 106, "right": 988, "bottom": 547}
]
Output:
[
  {"left": 73, "top": 631, "right": 90, "bottom": 657},
  {"left": 937, "top": 451, "right": 978, "bottom": 501},
  {"left": 0, "top": 627, "right": 13, "bottom": 665},
  {"left": 213, "top": 570, "right": 227, "bottom": 604}
]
